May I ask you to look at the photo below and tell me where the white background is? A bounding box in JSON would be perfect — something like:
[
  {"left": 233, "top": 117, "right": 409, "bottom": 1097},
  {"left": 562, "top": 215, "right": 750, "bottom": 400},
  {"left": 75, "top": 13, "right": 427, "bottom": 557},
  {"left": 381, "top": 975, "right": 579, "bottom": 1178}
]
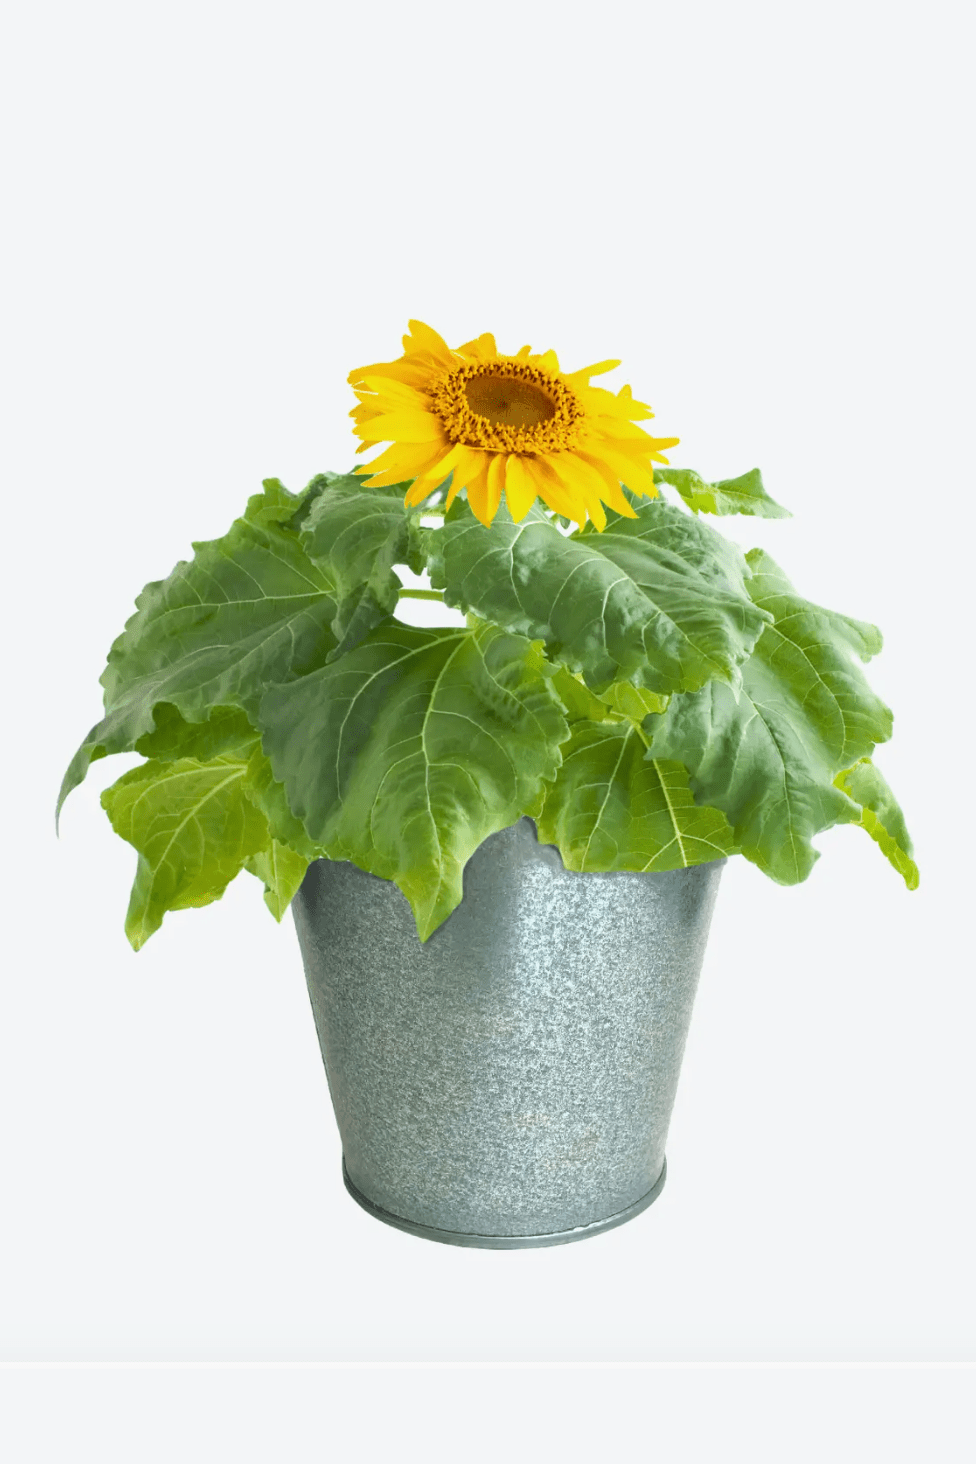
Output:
[{"left": 2, "top": 0, "right": 973, "bottom": 1455}]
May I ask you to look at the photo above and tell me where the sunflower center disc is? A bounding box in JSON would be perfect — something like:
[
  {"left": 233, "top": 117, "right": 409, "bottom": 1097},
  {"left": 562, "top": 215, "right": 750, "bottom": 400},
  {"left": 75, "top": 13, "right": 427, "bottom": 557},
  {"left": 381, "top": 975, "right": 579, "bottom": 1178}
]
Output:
[{"left": 463, "top": 374, "right": 557, "bottom": 429}]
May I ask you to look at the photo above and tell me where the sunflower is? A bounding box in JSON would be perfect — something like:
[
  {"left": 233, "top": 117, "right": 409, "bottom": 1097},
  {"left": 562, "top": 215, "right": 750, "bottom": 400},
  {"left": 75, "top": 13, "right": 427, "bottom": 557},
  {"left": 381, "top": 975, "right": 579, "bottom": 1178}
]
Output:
[{"left": 347, "top": 320, "right": 679, "bottom": 531}]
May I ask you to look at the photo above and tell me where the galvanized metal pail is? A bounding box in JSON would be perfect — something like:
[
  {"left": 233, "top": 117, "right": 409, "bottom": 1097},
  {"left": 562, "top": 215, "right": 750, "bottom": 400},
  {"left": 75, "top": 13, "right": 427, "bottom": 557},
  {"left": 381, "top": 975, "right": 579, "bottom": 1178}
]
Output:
[{"left": 292, "top": 817, "right": 724, "bottom": 1249}]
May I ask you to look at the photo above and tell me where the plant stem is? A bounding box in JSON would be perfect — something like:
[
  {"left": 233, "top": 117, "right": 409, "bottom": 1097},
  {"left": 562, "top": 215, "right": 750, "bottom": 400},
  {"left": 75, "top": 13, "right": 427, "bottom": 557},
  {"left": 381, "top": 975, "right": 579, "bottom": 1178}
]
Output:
[{"left": 398, "top": 588, "right": 444, "bottom": 601}]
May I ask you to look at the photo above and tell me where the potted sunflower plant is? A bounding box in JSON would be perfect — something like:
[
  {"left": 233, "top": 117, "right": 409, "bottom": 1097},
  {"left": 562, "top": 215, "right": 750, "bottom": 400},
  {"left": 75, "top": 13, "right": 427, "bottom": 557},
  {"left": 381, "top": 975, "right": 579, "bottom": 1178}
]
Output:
[{"left": 58, "top": 320, "right": 917, "bottom": 1249}]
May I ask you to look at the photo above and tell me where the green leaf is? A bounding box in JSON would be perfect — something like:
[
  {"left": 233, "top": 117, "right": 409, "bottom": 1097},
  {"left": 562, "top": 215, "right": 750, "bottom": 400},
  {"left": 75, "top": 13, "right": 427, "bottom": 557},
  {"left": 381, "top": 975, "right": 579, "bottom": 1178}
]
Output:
[
  {"left": 129, "top": 701, "right": 320, "bottom": 916},
  {"left": 655, "top": 467, "right": 791, "bottom": 518},
  {"left": 244, "top": 475, "right": 317, "bottom": 529},
  {"left": 241, "top": 747, "right": 326, "bottom": 862},
  {"left": 133, "top": 699, "right": 330, "bottom": 865},
  {"left": 245, "top": 841, "right": 311, "bottom": 920},
  {"left": 293, "top": 480, "right": 426, "bottom": 660},
  {"left": 646, "top": 549, "right": 894, "bottom": 883},
  {"left": 834, "top": 758, "right": 919, "bottom": 890},
  {"left": 541, "top": 665, "right": 670, "bottom": 737},
  {"left": 100, "top": 756, "right": 270, "bottom": 950},
  {"left": 428, "top": 496, "right": 772, "bottom": 697},
  {"left": 536, "top": 722, "right": 736, "bottom": 872},
  {"left": 133, "top": 704, "right": 320, "bottom": 908},
  {"left": 57, "top": 480, "right": 339, "bottom": 825},
  {"left": 287, "top": 469, "right": 416, "bottom": 529},
  {"left": 594, "top": 682, "right": 670, "bottom": 723},
  {"left": 134, "top": 703, "right": 260, "bottom": 761},
  {"left": 257, "top": 620, "right": 570, "bottom": 941},
  {"left": 286, "top": 471, "right": 363, "bottom": 530},
  {"left": 543, "top": 664, "right": 615, "bottom": 723}
]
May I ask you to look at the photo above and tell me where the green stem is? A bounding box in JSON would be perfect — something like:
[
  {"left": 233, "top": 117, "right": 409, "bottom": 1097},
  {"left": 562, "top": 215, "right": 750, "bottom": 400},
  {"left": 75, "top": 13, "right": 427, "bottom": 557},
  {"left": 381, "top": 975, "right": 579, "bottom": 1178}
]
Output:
[{"left": 398, "top": 588, "right": 444, "bottom": 601}]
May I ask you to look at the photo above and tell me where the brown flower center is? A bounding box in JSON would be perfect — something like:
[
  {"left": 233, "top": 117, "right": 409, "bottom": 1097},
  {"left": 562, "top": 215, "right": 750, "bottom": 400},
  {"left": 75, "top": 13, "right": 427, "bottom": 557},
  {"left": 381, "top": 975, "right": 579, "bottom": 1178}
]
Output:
[
  {"left": 463, "top": 374, "right": 557, "bottom": 428},
  {"left": 429, "top": 360, "right": 585, "bottom": 454}
]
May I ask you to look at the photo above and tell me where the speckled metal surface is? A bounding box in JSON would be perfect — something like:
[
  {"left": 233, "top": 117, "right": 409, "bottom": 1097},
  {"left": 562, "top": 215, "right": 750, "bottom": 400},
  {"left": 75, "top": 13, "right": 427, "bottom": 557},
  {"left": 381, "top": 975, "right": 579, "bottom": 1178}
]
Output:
[{"left": 293, "top": 819, "right": 724, "bottom": 1247}]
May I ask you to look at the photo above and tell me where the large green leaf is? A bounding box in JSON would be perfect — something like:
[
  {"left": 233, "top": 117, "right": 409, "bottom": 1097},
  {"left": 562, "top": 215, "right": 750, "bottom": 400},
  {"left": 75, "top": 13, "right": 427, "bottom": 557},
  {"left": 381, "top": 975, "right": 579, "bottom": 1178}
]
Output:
[
  {"left": 543, "top": 665, "right": 670, "bottom": 729},
  {"left": 134, "top": 703, "right": 260, "bottom": 761},
  {"left": 835, "top": 758, "right": 919, "bottom": 890},
  {"left": 244, "top": 841, "right": 312, "bottom": 920},
  {"left": 132, "top": 701, "right": 324, "bottom": 869},
  {"left": 543, "top": 664, "right": 615, "bottom": 723},
  {"left": 291, "top": 479, "right": 426, "bottom": 660},
  {"left": 241, "top": 746, "right": 326, "bottom": 862},
  {"left": 286, "top": 471, "right": 362, "bottom": 527},
  {"left": 57, "top": 479, "right": 339, "bottom": 825},
  {"left": 427, "top": 496, "right": 772, "bottom": 697},
  {"left": 537, "top": 721, "right": 736, "bottom": 872},
  {"left": 655, "top": 466, "right": 790, "bottom": 518},
  {"left": 594, "top": 682, "right": 670, "bottom": 723},
  {"left": 287, "top": 469, "right": 416, "bottom": 528},
  {"left": 101, "top": 744, "right": 317, "bottom": 944},
  {"left": 646, "top": 549, "right": 894, "bottom": 883},
  {"left": 101, "top": 756, "right": 271, "bottom": 949},
  {"left": 257, "top": 620, "right": 569, "bottom": 940}
]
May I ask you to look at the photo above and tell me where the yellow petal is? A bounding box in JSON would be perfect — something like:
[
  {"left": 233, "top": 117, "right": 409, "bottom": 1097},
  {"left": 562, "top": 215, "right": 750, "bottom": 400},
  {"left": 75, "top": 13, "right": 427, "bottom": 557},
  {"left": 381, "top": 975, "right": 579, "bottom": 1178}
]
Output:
[
  {"left": 586, "top": 444, "right": 659, "bottom": 498},
  {"left": 455, "top": 455, "right": 492, "bottom": 515},
  {"left": 356, "top": 438, "right": 448, "bottom": 475},
  {"left": 349, "top": 400, "right": 386, "bottom": 423},
  {"left": 591, "top": 422, "right": 681, "bottom": 460},
  {"left": 617, "top": 383, "right": 655, "bottom": 419},
  {"left": 354, "top": 410, "right": 445, "bottom": 444},
  {"left": 642, "top": 435, "right": 680, "bottom": 457},
  {"left": 478, "top": 454, "right": 507, "bottom": 526},
  {"left": 359, "top": 441, "right": 452, "bottom": 488},
  {"left": 403, "top": 319, "right": 455, "bottom": 362},
  {"left": 363, "top": 461, "right": 448, "bottom": 490},
  {"left": 578, "top": 384, "right": 655, "bottom": 423},
  {"left": 606, "top": 432, "right": 679, "bottom": 460},
  {"left": 587, "top": 499, "right": 607, "bottom": 531},
  {"left": 522, "top": 456, "right": 577, "bottom": 519},
  {"left": 358, "top": 376, "right": 430, "bottom": 408},
  {"left": 348, "top": 359, "right": 436, "bottom": 390},
  {"left": 574, "top": 384, "right": 632, "bottom": 416},
  {"left": 444, "top": 447, "right": 490, "bottom": 509},
  {"left": 533, "top": 349, "right": 560, "bottom": 374},
  {"left": 361, "top": 467, "right": 424, "bottom": 489},
  {"left": 588, "top": 417, "right": 663, "bottom": 445},
  {"left": 466, "top": 478, "right": 489, "bottom": 524},
  {"left": 563, "top": 359, "right": 621, "bottom": 384},
  {"left": 456, "top": 332, "right": 498, "bottom": 360},
  {"left": 574, "top": 452, "right": 638, "bottom": 518},
  {"left": 553, "top": 451, "right": 613, "bottom": 505},
  {"left": 504, "top": 456, "right": 540, "bottom": 523},
  {"left": 404, "top": 444, "right": 464, "bottom": 506},
  {"left": 546, "top": 452, "right": 609, "bottom": 529}
]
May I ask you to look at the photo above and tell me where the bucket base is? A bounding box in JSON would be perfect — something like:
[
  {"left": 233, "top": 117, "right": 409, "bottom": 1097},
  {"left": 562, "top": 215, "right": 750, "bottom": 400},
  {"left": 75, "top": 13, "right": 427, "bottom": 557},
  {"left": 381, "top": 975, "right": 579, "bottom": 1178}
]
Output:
[{"left": 341, "top": 1156, "right": 668, "bottom": 1249}]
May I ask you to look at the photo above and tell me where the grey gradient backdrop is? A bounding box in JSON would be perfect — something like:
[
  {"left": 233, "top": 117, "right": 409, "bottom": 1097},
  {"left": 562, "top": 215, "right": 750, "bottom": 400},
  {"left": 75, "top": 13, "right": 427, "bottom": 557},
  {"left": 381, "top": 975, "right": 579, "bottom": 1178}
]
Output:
[{"left": 2, "top": 0, "right": 973, "bottom": 1456}]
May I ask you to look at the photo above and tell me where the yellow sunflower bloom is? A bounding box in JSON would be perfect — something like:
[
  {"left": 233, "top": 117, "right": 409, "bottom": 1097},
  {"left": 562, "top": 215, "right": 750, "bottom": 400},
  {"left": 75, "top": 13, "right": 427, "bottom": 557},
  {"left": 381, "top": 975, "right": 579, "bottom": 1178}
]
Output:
[{"left": 347, "top": 320, "right": 680, "bottom": 531}]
